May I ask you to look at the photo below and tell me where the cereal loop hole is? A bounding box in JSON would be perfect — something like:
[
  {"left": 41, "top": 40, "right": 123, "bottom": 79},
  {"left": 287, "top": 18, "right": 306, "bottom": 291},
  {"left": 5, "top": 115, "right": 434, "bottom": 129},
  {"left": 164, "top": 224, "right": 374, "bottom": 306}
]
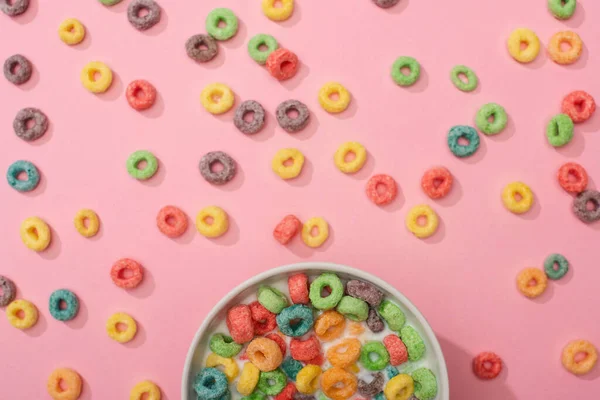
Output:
[
  {"left": 310, "top": 226, "right": 320, "bottom": 237},
  {"left": 586, "top": 200, "right": 598, "bottom": 211},
  {"left": 513, "top": 192, "right": 523, "bottom": 202},
  {"left": 137, "top": 7, "right": 150, "bottom": 17},
  {"left": 274, "top": 0, "right": 283, "bottom": 8},
  {"left": 210, "top": 160, "right": 224, "bottom": 173},
  {"left": 118, "top": 268, "right": 134, "bottom": 279},
  {"left": 243, "top": 111, "right": 256, "bottom": 122},
  {"left": 457, "top": 72, "right": 468, "bottom": 84},
  {"left": 400, "top": 66, "right": 411, "bottom": 76},
  {"left": 344, "top": 151, "right": 356, "bottom": 163},
  {"left": 116, "top": 322, "right": 128, "bottom": 332},
  {"left": 457, "top": 136, "right": 470, "bottom": 146},
  {"left": 575, "top": 352, "right": 588, "bottom": 363},
  {"left": 280, "top": 61, "right": 293, "bottom": 73},
  {"left": 217, "top": 19, "right": 227, "bottom": 28},
  {"left": 560, "top": 41, "right": 572, "bottom": 52},
  {"left": 520, "top": 41, "right": 528, "bottom": 51},
  {"left": 285, "top": 108, "right": 299, "bottom": 119},
  {"left": 10, "top": 62, "right": 21, "bottom": 74},
  {"left": 417, "top": 215, "right": 428, "bottom": 226},
  {"left": 136, "top": 160, "right": 148, "bottom": 170},
  {"left": 17, "top": 171, "right": 28, "bottom": 181},
  {"left": 204, "top": 216, "right": 215, "bottom": 225},
  {"left": 27, "top": 227, "right": 39, "bottom": 239},
  {"left": 25, "top": 118, "right": 35, "bottom": 129},
  {"left": 58, "top": 378, "right": 69, "bottom": 392},
  {"left": 16, "top": 309, "right": 25, "bottom": 319},
  {"left": 59, "top": 300, "right": 68, "bottom": 310},
  {"left": 258, "top": 43, "right": 269, "bottom": 52},
  {"left": 329, "top": 92, "right": 340, "bottom": 101}
]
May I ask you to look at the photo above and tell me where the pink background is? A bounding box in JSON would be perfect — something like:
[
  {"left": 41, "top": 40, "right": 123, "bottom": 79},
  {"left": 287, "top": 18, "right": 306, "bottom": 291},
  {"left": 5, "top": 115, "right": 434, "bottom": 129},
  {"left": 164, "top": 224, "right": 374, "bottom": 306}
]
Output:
[{"left": 1, "top": 0, "right": 599, "bottom": 398}]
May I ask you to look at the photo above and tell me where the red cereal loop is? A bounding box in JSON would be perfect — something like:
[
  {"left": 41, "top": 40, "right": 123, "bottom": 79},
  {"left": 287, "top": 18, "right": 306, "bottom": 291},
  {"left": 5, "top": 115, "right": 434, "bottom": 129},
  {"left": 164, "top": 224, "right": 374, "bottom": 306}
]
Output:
[
  {"left": 274, "top": 215, "right": 302, "bottom": 245},
  {"left": 275, "top": 382, "right": 297, "bottom": 400},
  {"left": 365, "top": 174, "right": 398, "bottom": 206},
  {"left": 561, "top": 90, "right": 596, "bottom": 123},
  {"left": 383, "top": 334, "right": 408, "bottom": 366},
  {"left": 156, "top": 205, "right": 188, "bottom": 238},
  {"left": 239, "top": 351, "right": 248, "bottom": 361},
  {"left": 288, "top": 273, "right": 309, "bottom": 304},
  {"left": 126, "top": 79, "right": 157, "bottom": 111},
  {"left": 305, "top": 353, "right": 325, "bottom": 366},
  {"left": 250, "top": 301, "right": 277, "bottom": 335},
  {"left": 290, "top": 335, "right": 321, "bottom": 361},
  {"left": 472, "top": 352, "right": 503, "bottom": 380},
  {"left": 226, "top": 304, "right": 254, "bottom": 344},
  {"left": 421, "top": 167, "right": 453, "bottom": 199},
  {"left": 266, "top": 332, "right": 287, "bottom": 356},
  {"left": 266, "top": 48, "right": 299, "bottom": 81},
  {"left": 110, "top": 258, "right": 144, "bottom": 289},
  {"left": 558, "top": 162, "right": 588, "bottom": 194}
]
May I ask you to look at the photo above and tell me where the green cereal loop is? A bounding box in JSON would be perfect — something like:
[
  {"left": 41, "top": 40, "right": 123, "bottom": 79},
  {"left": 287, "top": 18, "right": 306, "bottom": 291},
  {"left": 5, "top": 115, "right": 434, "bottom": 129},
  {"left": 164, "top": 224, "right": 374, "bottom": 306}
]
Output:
[
  {"left": 411, "top": 368, "right": 438, "bottom": 400},
  {"left": 548, "top": 0, "right": 576, "bottom": 19},
  {"left": 546, "top": 114, "right": 574, "bottom": 147},
  {"left": 318, "top": 393, "right": 331, "bottom": 400},
  {"left": 378, "top": 300, "right": 406, "bottom": 331},
  {"left": 206, "top": 8, "right": 238, "bottom": 41},
  {"left": 359, "top": 341, "right": 390, "bottom": 371},
  {"left": 98, "top": 0, "right": 123, "bottom": 5},
  {"left": 544, "top": 253, "right": 569, "bottom": 280},
  {"left": 242, "top": 393, "right": 266, "bottom": 400},
  {"left": 400, "top": 325, "right": 425, "bottom": 362},
  {"left": 475, "top": 103, "right": 508, "bottom": 135},
  {"left": 209, "top": 333, "right": 242, "bottom": 358},
  {"left": 450, "top": 65, "right": 478, "bottom": 92},
  {"left": 309, "top": 273, "right": 344, "bottom": 310},
  {"left": 336, "top": 296, "right": 368, "bottom": 321},
  {"left": 391, "top": 56, "right": 420, "bottom": 87},
  {"left": 257, "top": 369, "right": 286, "bottom": 395},
  {"left": 126, "top": 150, "right": 158, "bottom": 180},
  {"left": 258, "top": 286, "right": 288, "bottom": 314},
  {"left": 248, "top": 34, "right": 278, "bottom": 65}
]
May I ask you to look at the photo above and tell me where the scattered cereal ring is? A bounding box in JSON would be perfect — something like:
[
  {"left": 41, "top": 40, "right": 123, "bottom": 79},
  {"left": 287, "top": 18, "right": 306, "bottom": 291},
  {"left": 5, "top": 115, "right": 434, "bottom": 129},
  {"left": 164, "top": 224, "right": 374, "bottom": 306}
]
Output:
[
  {"left": 156, "top": 205, "right": 188, "bottom": 238},
  {"left": 507, "top": 28, "right": 540, "bottom": 63},
  {"left": 302, "top": 217, "right": 329, "bottom": 248},
  {"left": 391, "top": 56, "right": 420, "bottom": 87},
  {"left": 130, "top": 380, "right": 161, "bottom": 400},
  {"left": 379, "top": 300, "right": 405, "bottom": 331},
  {"left": 296, "top": 365, "right": 322, "bottom": 394},
  {"left": 3, "top": 54, "right": 32, "bottom": 85},
  {"left": 502, "top": 182, "right": 534, "bottom": 214},
  {"left": 258, "top": 369, "right": 287, "bottom": 395},
  {"left": 546, "top": 114, "right": 574, "bottom": 147},
  {"left": 450, "top": 65, "right": 478, "bottom": 92},
  {"left": 186, "top": 34, "right": 218, "bottom": 63},
  {"left": 276, "top": 100, "right": 310, "bottom": 133},
  {"left": 367, "top": 308, "right": 384, "bottom": 333},
  {"left": 319, "top": 82, "right": 351, "bottom": 114},
  {"left": 544, "top": 253, "right": 569, "bottom": 280},
  {"left": 266, "top": 48, "right": 299, "bottom": 81},
  {"left": 562, "top": 91, "right": 595, "bottom": 123},
  {"left": 359, "top": 341, "right": 389, "bottom": 371},
  {"left": 383, "top": 335, "right": 408, "bottom": 366},
  {"left": 6, "top": 299, "right": 37, "bottom": 329},
  {"left": 13, "top": 107, "right": 48, "bottom": 141},
  {"left": 258, "top": 286, "right": 289, "bottom": 314},
  {"left": 0, "top": 0, "right": 28, "bottom": 16},
  {"left": 421, "top": 167, "right": 452, "bottom": 200},
  {"left": 6, "top": 160, "right": 40, "bottom": 192},
  {"left": 227, "top": 305, "right": 254, "bottom": 344},
  {"left": 321, "top": 367, "right": 358, "bottom": 400},
  {"left": 372, "top": 0, "right": 400, "bottom": 8},
  {"left": 334, "top": 142, "right": 367, "bottom": 174},
  {"left": 357, "top": 372, "right": 384, "bottom": 397},
  {"left": 277, "top": 304, "right": 314, "bottom": 336},
  {"left": 573, "top": 190, "right": 600, "bottom": 223},
  {"left": 272, "top": 149, "right": 305, "bottom": 180},
  {"left": 199, "top": 151, "right": 237, "bottom": 185},
  {"left": 384, "top": 374, "right": 413, "bottom": 400},
  {"left": 47, "top": 368, "right": 82, "bottom": 400},
  {"left": 365, "top": 174, "right": 397, "bottom": 206},
  {"left": 110, "top": 258, "right": 144, "bottom": 289},
  {"left": 516, "top": 267, "right": 547, "bottom": 298},
  {"left": 201, "top": 83, "right": 235, "bottom": 114},
  {"left": 447, "top": 125, "right": 480, "bottom": 158},
  {"left": 262, "top": 0, "right": 294, "bottom": 21},
  {"left": 49, "top": 289, "right": 79, "bottom": 321},
  {"left": 20, "top": 216, "right": 51, "bottom": 251},
  {"left": 250, "top": 301, "right": 277, "bottom": 335},
  {"left": 310, "top": 273, "right": 344, "bottom": 310},
  {"left": 234, "top": 100, "right": 266, "bottom": 135},
  {"left": 327, "top": 338, "right": 361, "bottom": 368},
  {"left": 548, "top": 31, "right": 583, "bottom": 65},
  {"left": 282, "top": 357, "right": 303, "bottom": 380},
  {"left": 314, "top": 310, "right": 346, "bottom": 341},
  {"left": 411, "top": 368, "right": 437, "bottom": 400},
  {"left": 206, "top": 353, "right": 239, "bottom": 382},
  {"left": 405, "top": 205, "right": 438, "bottom": 239},
  {"left": 275, "top": 382, "right": 297, "bottom": 400},
  {"left": 548, "top": 0, "right": 576, "bottom": 19},
  {"left": 290, "top": 336, "right": 321, "bottom": 361},
  {"left": 206, "top": 8, "right": 238, "bottom": 41},
  {"left": 196, "top": 206, "right": 229, "bottom": 238},
  {"left": 286, "top": 274, "right": 309, "bottom": 305},
  {"left": 247, "top": 337, "right": 284, "bottom": 372},
  {"left": 210, "top": 333, "right": 242, "bottom": 358},
  {"left": 472, "top": 352, "right": 502, "bottom": 380},
  {"left": 74, "top": 209, "right": 100, "bottom": 238},
  {"left": 274, "top": 215, "right": 302, "bottom": 245},
  {"left": 336, "top": 296, "right": 368, "bottom": 322},
  {"left": 400, "top": 325, "right": 425, "bottom": 361},
  {"left": 557, "top": 162, "right": 588, "bottom": 193},
  {"left": 0, "top": 275, "right": 16, "bottom": 307},
  {"left": 126, "top": 80, "right": 157, "bottom": 111},
  {"left": 561, "top": 340, "right": 598, "bottom": 375},
  {"left": 248, "top": 34, "right": 279, "bottom": 65},
  {"left": 346, "top": 280, "right": 383, "bottom": 307},
  {"left": 237, "top": 362, "right": 260, "bottom": 396},
  {"left": 194, "top": 368, "right": 228, "bottom": 400},
  {"left": 128, "top": 0, "right": 161, "bottom": 31},
  {"left": 106, "top": 312, "right": 137, "bottom": 343},
  {"left": 81, "top": 61, "right": 113, "bottom": 93},
  {"left": 58, "top": 18, "right": 85, "bottom": 45},
  {"left": 475, "top": 103, "right": 507, "bottom": 135}
]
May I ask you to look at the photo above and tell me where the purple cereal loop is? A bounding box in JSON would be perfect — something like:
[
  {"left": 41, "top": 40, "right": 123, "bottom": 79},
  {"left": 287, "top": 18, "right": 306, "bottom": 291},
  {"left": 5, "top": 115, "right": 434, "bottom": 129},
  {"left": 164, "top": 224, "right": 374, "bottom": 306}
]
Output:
[
  {"left": 0, "top": 0, "right": 29, "bottom": 16},
  {"left": 358, "top": 372, "right": 385, "bottom": 397},
  {"left": 0, "top": 275, "right": 16, "bottom": 307},
  {"left": 366, "top": 308, "right": 385, "bottom": 333},
  {"left": 573, "top": 190, "right": 600, "bottom": 223},
  {"left": 346, "top": 279, "right": 384, "bottom": 307},
  {"left": 276, "top": 100, "right": 310, "bottom": 133},
  {"left": 199, "top": 151, "right": 236, "bottom": 185},
  {"left": 186, "top": 34, "right": 218, "bottom": 63},
  {"left": 293, "top": 394, "right": 315, "bottom": 400},
  {"left": 13, "top": 108, "right": 48, "bottom": 141},
  {"left": 3, "top": 54, "right": 32, "bottom": 85},
  {"left": 234, "top": 100, "right": 266, "bottom": 135},
  {"left": 127, "top": 0, "right": 161, "bottom": 31}
]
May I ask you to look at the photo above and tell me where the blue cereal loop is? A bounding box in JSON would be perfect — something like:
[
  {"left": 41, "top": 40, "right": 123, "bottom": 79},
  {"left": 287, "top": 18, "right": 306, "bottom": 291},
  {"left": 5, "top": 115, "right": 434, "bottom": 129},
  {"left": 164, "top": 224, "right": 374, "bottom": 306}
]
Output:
[
  {"left": 48, "top": 289, "right": 79, "bottom": 321},
  {"left": 281, "top": 356, "right": 303, "bottom": 380},
  {"left": 276, "top": 304, "right": 314, "bottom": 337},
  {"left": 194, "top": 368, "right": 228, "bottom": 400},
  {"left": 447, "top": 125, "right": 480, "bottom": 158},
  {"left": 6, "top": 160, "right": 40, "bottom": 192},
  {"left": 385, "top": 365, "right": 399, "bottom": 379}
]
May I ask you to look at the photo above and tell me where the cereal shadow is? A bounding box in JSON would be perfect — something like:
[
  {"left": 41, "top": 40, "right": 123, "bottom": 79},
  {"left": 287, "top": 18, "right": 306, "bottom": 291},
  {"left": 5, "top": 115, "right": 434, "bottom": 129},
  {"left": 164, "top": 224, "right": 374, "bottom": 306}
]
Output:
[
  {"left": 380, "top": 183, "right": 405, "bottom": 212},
  {"left": 436, "top": 175, "right": 463, "bottom": 207},
  {"left": 66, "top": 295, "right": 88, "bottom": 329},
  {"left": 286, "top": 157, "right": 313, "bottom": 187},
  {"left": 88, "top": 221, "right": 104, "bottom": 242},
  {"left": 531, "top": 279, "right": 554, "bottom": 304},
  {"left": 140, "top": 158, "right": 166, "bottom": 187},
  {"left": 172, "top": 216, "right": 195, "bottom": 244},
  {"left": 556, "top": 132, "right": 585, "bottom": 158},
  {"left": 140, "top": 5, "right": 168, "bottom": 36},
  {"left": 129, "top": 266, "right": 155, "bottom": 299},
  {"left": 278, "top": 0, "right": 301, "bottom": 27},
  {"left": 485, "top": 114, "right": 515, "bottom": 143},
  {"left": 97, "top": 70, "right": 123, "bottom": 102},
  {"left": 383, "top": 0, "right": 410, "bottom": 14},
  {"left": 516, "top": 196, "right": 541, "bottom": 221},
  {"left": 139, "top": 89, "right": 164, "bottom": 119},
  {"left": 332, "top": 95, "right": 358, "bottom": 120},
  {"left": 124, "top": 319, "right": 147, "bottom": 348},
  {"left": 17, "top": 62, "right": 40, "bottom": 91},
  {"left": 73, "top": 26, "right": 92, "bottom": 51},
  {"left": 212, "top": 214, "right": 240, "bottom": 246},
  {"left": 580, "top": 362, "right": 600, "bottom": 381},
  {"left": 586, "top": 175, "right": 596, "bottom": 191},
  {"left": 216, "top": 161, "right": 245, "bottom": 192},
  {"left": 563, "top": 2, "right": 585, "bottom": 28},
  {"left": 39, "top": 224, "right": 62, "bottom": 260},
  {"left": 423, "top": 215, "right": 445, "bottom": 244},
  {"left": 22, "top": 168, "right": 47, "bottom": 197},
  {"left": 580, "top": 111, "right": 599, "bottom": 134},
  {"left": 29, "top": 119, "right": 53, "bottom": 146},
  {"left": 522, "top": 51, "right": 547, "bottom": 70},
  {"left": 12, "top": 0, "right": 38, "bottom": 24},
  {"left": 245, "top": 109, "right": 276, "bottom": 142},
  {"left": 348, "top": 150, "right": 375, "bottom": 181},
  {"left": 25, "top": 310, "right": 47, "bottom": 337},
  {"left": 190, "top": 42, "right": 226, "bottom": 69},
  {"left": 78, "top": 377, "right": 93, "bottom": 400},
  {"left": 562, "top": 41, "right": 588, "bottom": 70},
  {"left": 104, "top": 0, "right": 128, "bottom": 13},
  {"left": 288, "top": 109, "right": 319, "bottom": 141},
  {"left": 460, "top": 134, "right": 487, "bottom": 165},
  {"left": 221, "top": 17, "right": 247, "bottom": 49},
  {"left": 405, "top": 66, "right": 428, "bottom": 93},
  {"left": 553, "top": 261, "right": 574, "bottom": 285},
  {"left": 280, "top": 62, "right": 310, "bottom": 91}
]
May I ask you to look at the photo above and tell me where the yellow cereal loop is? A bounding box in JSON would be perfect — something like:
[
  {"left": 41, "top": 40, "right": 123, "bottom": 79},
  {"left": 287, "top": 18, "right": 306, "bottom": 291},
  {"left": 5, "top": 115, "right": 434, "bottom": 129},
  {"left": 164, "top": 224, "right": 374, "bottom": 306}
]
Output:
[
  {"left": 262, "top": 0, "right": 294, "bottom": 21},
  {"left": 405, "top": 205, "right": 439, "bottom": 239},
  {"left": 196, "top": 206, "right": 229, "bottom": 238},
  {"left": 319, "top": 82, "right": 351, "bottom": 113},
  {"left": 296, "top": 365, "right": 322, "bottom": 394},
  {"left": 516, "top": 267, "right": 548, "bottom": 298},
  {"left": 6, "top": 299, "right": 38, "bottom": 330},
  {"left": 58, "top": 18, "right": 86, "bottom": 45},
  {"left": 206, "top": 353, "right": 239, "bottom": 382},
  {"left": 334, "top": 142, "right": 367, "bottom": 174},
  {"left": 106, "top": 312, "right": 137, "bottom": 343},
  {"left": 47, "top": 368, "right": 82, "bottom": 400},
  {"left": 20, "top": 216, "right": 51, "bottom": 251},
  {"left": 200, "top": 83, "right": 235, "bottom": 115},
  {"left": 272, "top": 148, "right": 305, "bottom": 180},
  {"left": 237, "top": 362, "right": 260, "bottom": 396},
  {"left": 384, "top": 374, "right": 414, "bottom": 400},
  {"left": 502, "top": 182, "right": 534, "bottom": 214},
  {"left": 507, "top": 28, "right": 540, "bottom": 63},
  {"left": 302, "top": 217, "right": 329, "bottom": 248},
  {"left": 74, "top": 209, "right": 100, "bottom": 238},
  {"left": 81, "top": 61, "right": 113, "bottom": 93},
  {"left": 130, "top": 380, "right": 161, "bottom": 400},
  {"left": 561, "top": 340, "right": 598, "bottom": 376}
]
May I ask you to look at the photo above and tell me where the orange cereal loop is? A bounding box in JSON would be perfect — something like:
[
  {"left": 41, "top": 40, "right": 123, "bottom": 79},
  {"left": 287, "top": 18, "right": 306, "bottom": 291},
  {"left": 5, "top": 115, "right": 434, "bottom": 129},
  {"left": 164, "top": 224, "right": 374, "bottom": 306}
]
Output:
[
  {"left": 47, "top": 368, "right": 82, "bottom": 400},
  {"left": 561, "top": 340, "right": 598, "bottom": 375},
  {"left": 320, "top": 367, "right": 358, "bottom": 400},
  {"left": 516, "top": 268, "right": 548, "bottom": 298},
  {"left": 326, "top": 338, "right": 362, "bottom": 368},
  {"left": 314, "top": 310, "right": 346, "bottom": 341},
  {"left": 349, "top": 322, "right": 365, "bottom": 335},
  {"left": 246, "top": 337, "right": 283, "bottom": 372},
  {"left": 548, "top": 31, "right": 583, "bottom": 65}
]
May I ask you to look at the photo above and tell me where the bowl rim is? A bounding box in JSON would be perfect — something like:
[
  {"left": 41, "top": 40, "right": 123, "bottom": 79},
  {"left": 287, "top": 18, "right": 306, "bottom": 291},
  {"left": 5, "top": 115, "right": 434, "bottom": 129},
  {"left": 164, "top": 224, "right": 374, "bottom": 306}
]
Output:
[{"left": 181, "top": 261, "right": 450, "bottom": 400}]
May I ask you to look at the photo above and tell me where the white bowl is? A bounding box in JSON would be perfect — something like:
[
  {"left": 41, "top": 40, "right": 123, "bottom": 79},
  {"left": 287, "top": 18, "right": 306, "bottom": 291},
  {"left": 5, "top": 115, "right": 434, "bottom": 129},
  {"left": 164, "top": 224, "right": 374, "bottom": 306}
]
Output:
[{"left": 182, "top": 262, "right": 449, "bottom": 400}]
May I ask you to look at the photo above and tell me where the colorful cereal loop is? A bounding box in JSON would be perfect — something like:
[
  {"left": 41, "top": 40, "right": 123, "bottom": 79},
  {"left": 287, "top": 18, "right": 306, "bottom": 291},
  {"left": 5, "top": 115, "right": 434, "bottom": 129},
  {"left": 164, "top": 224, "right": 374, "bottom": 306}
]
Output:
[
  {"left": 246, "top": 337, "right": 284, "bottom": 372},
  {"left": 106, "top": 312, "right": 137, "bottom": 343},
  {"left": 126, "top": 80, "right": 157, "bottom": 110},
  {"left": 320, "top": 367, "right": 358, "bottom": 400},
  {"left": 421, "top": 167, "right": 452, "bottom": 199},
  {"left": 80, "top": 61, "right": 113, "bottom": 93},
  {"left": 557, "top": 162, "right": 588, "bottom": 193},
  {"left": 475, "top": 103, "right": 507, "bottom": 135},
  {"left": 384, "top": 374, "right": 414, "bottom": 400},
  {"left": 262, "top": 0, "right": 294, "bottom": 21},
  {"left": 6, "top": 160, "right": 40, "bottom": 192},
  {"left": 326, "top": 338, "right": 361, "bottom": 368},
  {"left": 74, "top": 209, "right": 100, "bottom": 238},
  {"left": 546, "top": 114, "right": 574, "bottom": 147},
  {"left": 200, "top": 83, "right": 235, "bottom": 114},
  {"left": 450, "top": 65, "right": 478, "bottom": 92},
  {"left": 47, "top": 368, "right": 82, "bottom": 400},
  {"left": 391, "top": 56, "right": 420, "bottom": 86},
  {"left": 127, "top": 150, "right": 158, "bottom": 180},
  {"left": 334, "top": 142, "right": 366, "bottom": 174},
  {"left": 206, "top": 353, "right": 239, "bottom": 382},
  {"left": 562, "top": 91, "right": 596, "bottom": 123},
  {"left": 548, "top": 0, "right": 576, "bottom": 19},
  {"left": 237, "top": 362, "right": 260, "bottom": 396},
  {"left": 502, "top": 182, "right": 534, "bottom": 214},
  {"left": 272, "top": 148, "right": 305, "bottom": 180},
  {"left": 302, "top": 217, "right": 329, "bottom": 248},
  {"left": 314, "top": 310, "right": 346, "bottom": 341},
  {"left": 110, "top": 258, "right": 144, "bottom": 289},
  {"left": 266, "top": 48, "right": 299, "bottom": 81},
  {"left": 405, "top": 205, "right": 438, "bottom": 239},
  {"left": 516, "top": 267, "right": 547, "bottom": 298},
  {"left": 248, "top": 34, "right": 279, "bottom": 64},
  {"left": 548, "top": 31, "right": 583, "bottom": 65},
  {"left": 206, "top": 8, "right": 238, "bottom": 41},
  {"left": 6, "top": 299, "right": 38, "bottom": 330},
  {"left": 319, "top": 82, "right": 351, "bottom": 113},
  {"left": 365, "top": 174, "right": 398, "bottom": 206},
  {"left": 58, "top": 18, "right": 86, "bottom": 45},
  {"left": 472, "top": 352, "right": 502, "bottom": 380},
  {"left": 196, "top": 206, "right": 229, "bottom": 238},
  {"left": 296, "top": 365, "right": 322, "bottom": 394},
  {"left": 20, "top": 216, "right": 51, "bottom": 251},
  {"left": 156, "top": 205, "right": 188, "bottom": 238},
  {"left": 561, "top": 340, "right": 598, "bottom": 375},
  {"left": 507, "top": 28, "right": 540, "bottom": 63},
  {"left": 544, "top": 253, "right": 569, "bottom": 280},
  {"left": 130, "top": 380, "right": 161, "bottom": 400}
]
